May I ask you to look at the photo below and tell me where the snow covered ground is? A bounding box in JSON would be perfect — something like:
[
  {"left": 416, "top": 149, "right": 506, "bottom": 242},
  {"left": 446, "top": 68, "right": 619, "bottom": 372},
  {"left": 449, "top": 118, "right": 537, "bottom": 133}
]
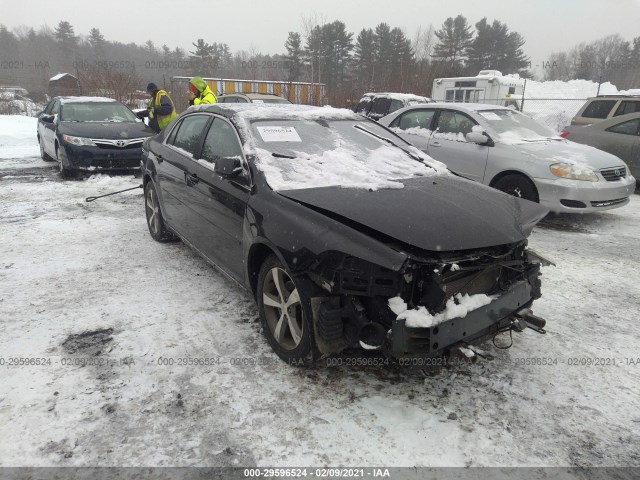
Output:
[{"left": 1, "top": 117, "right": 639, "bottom": 469}]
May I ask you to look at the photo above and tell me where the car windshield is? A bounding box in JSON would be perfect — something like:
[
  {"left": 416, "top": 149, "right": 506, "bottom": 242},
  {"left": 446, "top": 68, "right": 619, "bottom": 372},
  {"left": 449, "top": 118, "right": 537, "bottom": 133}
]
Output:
[
  {"left": 60, "top": 102, "right": 138, "bottom": 122},
  {"left": 248, "top": 118, "right": 445, "bottom": 191},
  {"left": 477, "top": 109, "right": 559, "bottom": 143}
]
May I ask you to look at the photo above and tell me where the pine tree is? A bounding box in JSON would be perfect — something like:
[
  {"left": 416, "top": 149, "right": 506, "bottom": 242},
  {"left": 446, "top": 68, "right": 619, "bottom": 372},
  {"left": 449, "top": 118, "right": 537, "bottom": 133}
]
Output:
[
  {"left": 353, "top": 28, "right": 376, "bottom": 91},
  {"left": 54, "top": 20, "right": 78, "bottom": 57},
  {"left": 433, "top": 15, "right": 473, "bottom": 69},
  {"left": 190, "top": 39, "right": 216, "bottom": 76},
  {"left": 284, "top": 32, "right": 304, "bottom": 81},
  {"left": 88, "top": 28, "right": 106, "bottom": 58}
]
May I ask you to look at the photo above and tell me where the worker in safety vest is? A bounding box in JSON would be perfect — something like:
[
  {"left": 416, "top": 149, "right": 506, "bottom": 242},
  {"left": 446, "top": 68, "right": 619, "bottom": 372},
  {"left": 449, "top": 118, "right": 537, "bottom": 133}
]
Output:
[
  {"left": 187, "top": 77, "right": 217, "bottom": 105},
  {"left": 137, "top": 82, "right": 176, "bottom": 132}
]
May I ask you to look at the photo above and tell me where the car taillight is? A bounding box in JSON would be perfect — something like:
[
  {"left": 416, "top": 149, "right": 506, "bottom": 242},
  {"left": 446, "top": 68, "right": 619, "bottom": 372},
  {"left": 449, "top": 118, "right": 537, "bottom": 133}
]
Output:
[{"left": 559, "top": 130, "right": 569, "bottom": 138}]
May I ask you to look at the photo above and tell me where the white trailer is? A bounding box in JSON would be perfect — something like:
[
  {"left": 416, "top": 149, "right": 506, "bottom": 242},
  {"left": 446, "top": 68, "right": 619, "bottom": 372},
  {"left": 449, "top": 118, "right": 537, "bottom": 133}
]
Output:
[{"left": 431, "top": 70, "right": 524, "bottom": 109}]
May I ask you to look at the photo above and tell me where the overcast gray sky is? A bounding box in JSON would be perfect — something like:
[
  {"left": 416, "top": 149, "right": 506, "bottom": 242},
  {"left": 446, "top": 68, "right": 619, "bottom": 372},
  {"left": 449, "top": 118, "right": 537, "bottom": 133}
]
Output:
[{"left": 2, "top": 0, "right": 639, "bottom": 71}]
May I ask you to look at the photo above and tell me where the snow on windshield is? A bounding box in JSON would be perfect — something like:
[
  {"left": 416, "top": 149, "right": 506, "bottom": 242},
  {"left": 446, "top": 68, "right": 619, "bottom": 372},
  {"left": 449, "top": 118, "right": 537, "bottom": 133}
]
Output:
[
  {"left": 254, "top": 144, "right": 440, "bottom": 191},
  {"left": 235, "top": 112, "right": 447, "bottom": 191},
  {"left": 479, "top": 109, "right": 560, "bottom": 144}
]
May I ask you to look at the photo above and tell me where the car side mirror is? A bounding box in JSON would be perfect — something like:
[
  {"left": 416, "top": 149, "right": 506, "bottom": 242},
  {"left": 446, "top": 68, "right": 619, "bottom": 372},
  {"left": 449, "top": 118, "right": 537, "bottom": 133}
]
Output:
[
  {"left": 214, "top": 157, "right": 243, "bottom": 177},
  {"left": 466, "top": 131, "right": 492, "bottom": 145},
  {"left": 41, "top": 114, "right": 55, "bottom": 124}
]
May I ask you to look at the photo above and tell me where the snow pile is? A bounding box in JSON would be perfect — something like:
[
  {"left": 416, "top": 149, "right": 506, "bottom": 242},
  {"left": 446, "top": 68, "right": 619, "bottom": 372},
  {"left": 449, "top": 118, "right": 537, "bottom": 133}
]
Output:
[
  {"left": 389, "top": 293, "right": 496, "bottom": 328},
  {"left": 254, "top": 144, "right": 440, "bottom": 191},
  {"left": 523, "top": 79, "right": 620, "bottom": 100},
  {"left": 0, "top": 115, "right": 40, "bottom": 159},
  {"left": 522, "top": 79, "right": 624, "bottom": 132}
]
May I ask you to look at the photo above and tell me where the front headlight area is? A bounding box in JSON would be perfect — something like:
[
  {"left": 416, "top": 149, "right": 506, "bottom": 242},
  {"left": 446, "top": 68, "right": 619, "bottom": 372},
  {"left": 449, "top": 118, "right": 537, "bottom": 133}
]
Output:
[
  {"left": 62, "top": 134, "right": 96, "bottom": 147},
  {"left": 549, "top": 163, "right": 598, "bottom": 182}
]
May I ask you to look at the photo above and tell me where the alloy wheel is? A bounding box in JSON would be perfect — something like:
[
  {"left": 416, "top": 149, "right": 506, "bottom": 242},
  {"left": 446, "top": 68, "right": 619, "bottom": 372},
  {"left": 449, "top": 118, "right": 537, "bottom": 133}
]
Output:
[
  {"left": 262, "top": 267, "right": 303, "bottom": 350},
  {"left": 146, "top": 188, "right": 160, "bottom": 235}
]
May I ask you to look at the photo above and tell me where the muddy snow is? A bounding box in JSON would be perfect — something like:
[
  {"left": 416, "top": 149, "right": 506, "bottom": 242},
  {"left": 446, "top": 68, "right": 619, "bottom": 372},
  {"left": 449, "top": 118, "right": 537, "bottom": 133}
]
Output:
[{"left": 1, "top": 146, "right": 639, "bottom": 468}]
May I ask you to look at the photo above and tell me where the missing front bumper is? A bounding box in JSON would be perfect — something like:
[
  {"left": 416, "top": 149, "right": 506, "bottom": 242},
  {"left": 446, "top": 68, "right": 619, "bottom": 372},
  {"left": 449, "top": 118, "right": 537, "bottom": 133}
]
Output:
[{"left": 388, "top": 279, "right": 535, "bottom": 358}]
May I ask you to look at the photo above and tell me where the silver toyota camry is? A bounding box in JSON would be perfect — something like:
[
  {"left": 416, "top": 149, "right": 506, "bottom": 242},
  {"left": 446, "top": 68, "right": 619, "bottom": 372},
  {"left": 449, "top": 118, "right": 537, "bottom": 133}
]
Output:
[{"left": 378, "top": 103, "right": 636, "bottom": 213}]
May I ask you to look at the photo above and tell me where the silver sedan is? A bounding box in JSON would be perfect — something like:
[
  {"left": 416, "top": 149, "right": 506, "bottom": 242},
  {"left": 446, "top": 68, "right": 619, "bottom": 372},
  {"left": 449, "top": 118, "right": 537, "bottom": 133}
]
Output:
[{"left": 379, "top": 103, "right": 636, "bottom": 213}]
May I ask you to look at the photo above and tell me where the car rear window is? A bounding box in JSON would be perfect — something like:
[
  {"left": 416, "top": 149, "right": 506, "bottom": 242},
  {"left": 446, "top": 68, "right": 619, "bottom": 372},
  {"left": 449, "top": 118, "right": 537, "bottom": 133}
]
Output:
[
  {"left": 614, "top": 101, "right": 640, "bottom": 117},
  {"left": 582, "top": 100, "right": 617, "bottom": 119}
]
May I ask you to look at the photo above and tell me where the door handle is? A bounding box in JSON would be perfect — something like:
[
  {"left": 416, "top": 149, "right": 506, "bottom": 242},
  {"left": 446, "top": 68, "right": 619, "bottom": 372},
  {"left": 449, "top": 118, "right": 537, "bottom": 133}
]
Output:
[
  {"left": 186, "top": 173, "right": 199, "bottom": 186},
  {"left": 156, "top": 154, "right": 163, "bottom": 163}
]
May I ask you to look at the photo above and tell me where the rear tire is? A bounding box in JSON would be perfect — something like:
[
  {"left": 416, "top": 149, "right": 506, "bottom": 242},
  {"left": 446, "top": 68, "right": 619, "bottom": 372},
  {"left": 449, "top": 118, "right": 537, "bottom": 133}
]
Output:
[
  {"left": 493, "top": 174, "right": 538, "bottom": 202},
  {"left": 145, "top": 182, "right": 177, "bottom": 242},
  {"left": 257, "top": 255, "right": 316, "bottom": 366}
]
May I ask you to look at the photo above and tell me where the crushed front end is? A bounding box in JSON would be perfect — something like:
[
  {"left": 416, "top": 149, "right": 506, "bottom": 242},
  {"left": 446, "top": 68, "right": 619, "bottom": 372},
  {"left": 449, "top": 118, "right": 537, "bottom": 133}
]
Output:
[{"left": 306, "top": 240, "right": 551, "bottom": 361}]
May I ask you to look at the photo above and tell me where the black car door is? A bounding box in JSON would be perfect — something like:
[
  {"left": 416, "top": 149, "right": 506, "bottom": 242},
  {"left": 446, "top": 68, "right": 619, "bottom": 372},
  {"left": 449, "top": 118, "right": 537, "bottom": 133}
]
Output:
[
  {"left": 184, "top": 116, "right": 251, "bottom": 280},
  {"left": 154, "top": 113, "right": 211, "bottom": 236}
]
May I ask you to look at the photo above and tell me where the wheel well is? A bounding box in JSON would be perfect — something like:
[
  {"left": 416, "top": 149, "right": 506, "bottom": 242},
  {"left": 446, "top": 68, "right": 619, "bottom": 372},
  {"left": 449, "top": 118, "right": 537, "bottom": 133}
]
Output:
[
  {"left": 247, "top": 243, "right": 277, "bottom": 298},
  {"left": 489, "top": 170, "right": 539, "bottom": 203},
  {"left": 143, "top": 174, "right": 152, "bottom": 188}
]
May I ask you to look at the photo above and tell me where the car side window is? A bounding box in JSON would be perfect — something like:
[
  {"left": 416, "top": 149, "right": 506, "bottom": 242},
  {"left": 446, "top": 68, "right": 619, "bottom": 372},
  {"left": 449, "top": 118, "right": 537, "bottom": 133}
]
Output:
[
  {"left": 371, "top": 98, "right": 391, "bottom": 116},
  {"left": 614, "top": 101, "right": 640, "bottom": 117},
  {"left": 355, "top": 99, "right": 370, "bottom": 114},
  {"left": 388, "top": 99, "right": 404, "bottom": 114},
  {"left": 43, "top": 100, "right": 55, "bottom": 114},
  {"left": 435, "top": 111, "right": 477, "bottom": 136},
  {"left": 606, "top": 118, "right": 640, "bottom": 136},
  {"left": 582, "top": 100, "right": 617, "bottom": 119},
  {"left": 201, "top": 118, "right": 244, "bottom": 164},
  {"left": 237, "top": 97, "right": 250, "bottom": 103},
  {"left": 394, "top": 110, "right": 436, "bottom": 131},
  {"left": 51, "top": 101, "right": 60, "bottom": 115},
  {"left": 169, "top": 115, "right": 210, "bottom": 156}
]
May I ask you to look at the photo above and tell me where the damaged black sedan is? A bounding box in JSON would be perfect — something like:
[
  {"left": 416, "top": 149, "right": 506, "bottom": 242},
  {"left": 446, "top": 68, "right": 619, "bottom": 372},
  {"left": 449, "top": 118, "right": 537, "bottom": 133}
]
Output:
[{"left": 141, "top": 104, "right": 551, "bottom": 365}]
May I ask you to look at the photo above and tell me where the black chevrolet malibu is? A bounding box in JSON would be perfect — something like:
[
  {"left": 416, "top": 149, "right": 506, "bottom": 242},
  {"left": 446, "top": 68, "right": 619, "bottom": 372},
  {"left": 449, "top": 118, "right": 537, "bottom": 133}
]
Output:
[
  {"left": 37, "top": 96, "right": 156, "bottom": 177},
  {"left": 142, "top": 103, "right": 552, "bottom": 365}
]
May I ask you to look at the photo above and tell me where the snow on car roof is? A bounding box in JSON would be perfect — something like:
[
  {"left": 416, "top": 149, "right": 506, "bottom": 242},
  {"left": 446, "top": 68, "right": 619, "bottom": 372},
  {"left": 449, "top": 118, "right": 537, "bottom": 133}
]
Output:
[
  {"left": 415, "top": 102, "right": 514, "bottom": 111},
  {"left": 58, "top": 96, "right": 118, "bottom": 104},
  {"left": 49, "top": 73, "right": 72, "bottom": 81},
  {"left": 360, "top": 92, "right": 430, "bottom": 102},
  {"left": 190, "top": 103, "right": 362, "bottom": 121}
]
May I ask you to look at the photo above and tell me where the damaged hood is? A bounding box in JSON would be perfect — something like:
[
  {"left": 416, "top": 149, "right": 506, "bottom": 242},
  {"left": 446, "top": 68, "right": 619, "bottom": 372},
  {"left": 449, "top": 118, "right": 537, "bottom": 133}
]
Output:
[{"left": 278, "top": 175, "right": 548, "bottom": 252}]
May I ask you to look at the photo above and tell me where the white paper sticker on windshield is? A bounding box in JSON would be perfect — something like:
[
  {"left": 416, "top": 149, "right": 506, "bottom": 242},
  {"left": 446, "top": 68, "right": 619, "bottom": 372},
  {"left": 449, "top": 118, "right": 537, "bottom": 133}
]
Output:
[
  {"left": 252, "top": 99, "right": 264, "bottom": 103},
  {"left": 256, "top": 126, "right": 302, "bottom": 142},
  {"left": 479, "top": 112, "right": 502, "bottom": 121}
]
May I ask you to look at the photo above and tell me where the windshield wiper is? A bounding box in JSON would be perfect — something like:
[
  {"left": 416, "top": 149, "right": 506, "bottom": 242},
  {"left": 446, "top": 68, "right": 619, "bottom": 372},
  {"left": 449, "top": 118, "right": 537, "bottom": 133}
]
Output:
[
  {"left": 353, "top": 124, "right": 428, "bottom": 165},
  {"left": 271, "top": 152, "right": 295, "bottom": 159}
]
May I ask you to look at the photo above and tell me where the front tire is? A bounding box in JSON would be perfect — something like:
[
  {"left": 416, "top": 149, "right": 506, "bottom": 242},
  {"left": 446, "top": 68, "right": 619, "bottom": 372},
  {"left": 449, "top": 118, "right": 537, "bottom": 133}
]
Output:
[
  {"left": 493, "top": 174, "right": 539, "bottom": 203},
  {"left": 39, "top": 137, "right": 54, "bottom": 161},
  {"left": 257, "top": 255, "right": 316, "bottom": 365},
  {"left": 56, "top": 145, "right": 75, "bottom": 179},
  {"left": 145, "top": 181, "right": 177, "bottom": 242}
]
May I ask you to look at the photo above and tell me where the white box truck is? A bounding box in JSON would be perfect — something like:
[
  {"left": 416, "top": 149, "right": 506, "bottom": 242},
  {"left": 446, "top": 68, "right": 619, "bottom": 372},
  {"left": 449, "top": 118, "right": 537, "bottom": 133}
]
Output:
[{"left": 431, "top": 70, "right": 524, "bottom": 109}]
